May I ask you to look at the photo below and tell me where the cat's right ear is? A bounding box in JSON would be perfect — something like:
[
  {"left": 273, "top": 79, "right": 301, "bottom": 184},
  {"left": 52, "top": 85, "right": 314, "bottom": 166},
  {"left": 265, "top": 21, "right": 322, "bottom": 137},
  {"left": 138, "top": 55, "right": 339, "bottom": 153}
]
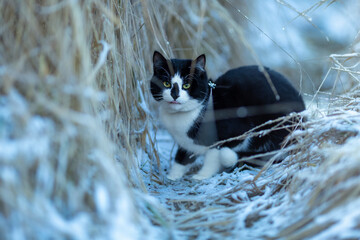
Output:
[
  {"left": 153, "top": 51, "right": 167, "bottom": 68},
  {"left": 194, "top": 54, "right": 206, "bottom": 71}
]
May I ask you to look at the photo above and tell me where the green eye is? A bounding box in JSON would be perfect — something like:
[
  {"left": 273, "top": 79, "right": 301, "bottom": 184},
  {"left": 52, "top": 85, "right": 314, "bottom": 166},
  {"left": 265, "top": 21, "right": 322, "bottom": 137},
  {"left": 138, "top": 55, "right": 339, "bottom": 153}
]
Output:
[
  {"left": 163, "top": 81, "right": 171, "bottom": 88},
  {"left": 183, "top": 83, "right": 191, "bottom": 89}
]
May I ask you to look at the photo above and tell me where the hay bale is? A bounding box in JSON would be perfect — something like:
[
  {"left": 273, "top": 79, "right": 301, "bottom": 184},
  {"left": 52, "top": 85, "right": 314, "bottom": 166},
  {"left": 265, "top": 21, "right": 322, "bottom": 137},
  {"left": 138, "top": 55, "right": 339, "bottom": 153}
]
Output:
[{"left": 0, "top": 0, "right": 167, "bottom": 239}]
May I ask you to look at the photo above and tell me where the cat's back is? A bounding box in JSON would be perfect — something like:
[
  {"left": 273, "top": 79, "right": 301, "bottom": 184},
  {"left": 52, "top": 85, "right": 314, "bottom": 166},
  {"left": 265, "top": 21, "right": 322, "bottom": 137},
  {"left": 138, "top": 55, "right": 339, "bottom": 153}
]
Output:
[{"left": 213, "top": 65, "right": 305, "bottom": 112}]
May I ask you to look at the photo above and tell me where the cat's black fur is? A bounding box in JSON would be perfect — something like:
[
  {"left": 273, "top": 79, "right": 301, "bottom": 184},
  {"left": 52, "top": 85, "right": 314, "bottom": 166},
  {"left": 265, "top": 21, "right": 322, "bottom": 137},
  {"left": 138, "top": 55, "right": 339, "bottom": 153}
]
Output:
[
  {"left": 150, "top": 51, "right": 305, "bottom": 178},
  {"left": 212, "top": 66, "right": 304, "bottom": 153}
]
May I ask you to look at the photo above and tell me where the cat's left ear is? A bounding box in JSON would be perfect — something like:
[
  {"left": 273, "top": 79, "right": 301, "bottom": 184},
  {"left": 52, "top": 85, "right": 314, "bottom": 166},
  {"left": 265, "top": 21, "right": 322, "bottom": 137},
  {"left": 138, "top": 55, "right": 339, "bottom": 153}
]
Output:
[
  {"left": 153, "top": 51, "right": 167, "bottom": 68},
  {"left": 194, "top": 54, "right": 206, "bottom": 71}
]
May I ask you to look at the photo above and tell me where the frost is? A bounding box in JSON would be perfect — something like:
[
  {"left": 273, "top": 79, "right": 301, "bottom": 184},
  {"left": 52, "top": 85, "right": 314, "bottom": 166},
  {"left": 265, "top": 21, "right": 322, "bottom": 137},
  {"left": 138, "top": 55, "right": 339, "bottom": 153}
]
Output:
[
  {"left": 0, "top": 91, "right": 158, "bottom": 240},
  {"left": 95, "top": 184, "right": 110, "bottom": 214},
  {"left": 0, "top": 167, "right": 17, "bottom": 183}
]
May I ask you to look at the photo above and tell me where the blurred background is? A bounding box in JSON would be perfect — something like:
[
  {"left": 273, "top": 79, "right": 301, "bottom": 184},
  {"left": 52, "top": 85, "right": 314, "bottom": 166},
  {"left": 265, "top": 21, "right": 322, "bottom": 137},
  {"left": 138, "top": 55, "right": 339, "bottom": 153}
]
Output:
[
  {"left": 155, "top": 0, "right": 360, "bottom": 95},
  {"left": 230, "top": 0, "right": 359, "bottom": 93}
]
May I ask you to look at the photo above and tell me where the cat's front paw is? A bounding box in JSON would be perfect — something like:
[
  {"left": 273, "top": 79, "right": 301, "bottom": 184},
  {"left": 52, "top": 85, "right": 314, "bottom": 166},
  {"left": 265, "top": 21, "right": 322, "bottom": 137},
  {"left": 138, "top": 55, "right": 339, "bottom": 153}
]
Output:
[
  {"left": 192, "top": 169, "right": 216, "bottom": 180},
  {"left": 167, "top": 172, "right": 183, "bottom": 181},
  {"left": 167, "top": 162, "right": 188, "bottom": 181},
  {"left": 192, "top": 149, "right": 220, "bottom": 180},
  {"left": 192, "top": 173, "right": 210, "bottom": 180}
]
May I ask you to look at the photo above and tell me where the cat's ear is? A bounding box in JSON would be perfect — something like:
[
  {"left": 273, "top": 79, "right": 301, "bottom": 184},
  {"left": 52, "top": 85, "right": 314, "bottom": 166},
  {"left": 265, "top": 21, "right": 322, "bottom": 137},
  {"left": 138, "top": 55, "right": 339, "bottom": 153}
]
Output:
[
  {"left": 153, "top": 51, "right": 167, "bottom": 67},
  {"left": 194, "top": 54, "right": 206, "bottom": 71}
]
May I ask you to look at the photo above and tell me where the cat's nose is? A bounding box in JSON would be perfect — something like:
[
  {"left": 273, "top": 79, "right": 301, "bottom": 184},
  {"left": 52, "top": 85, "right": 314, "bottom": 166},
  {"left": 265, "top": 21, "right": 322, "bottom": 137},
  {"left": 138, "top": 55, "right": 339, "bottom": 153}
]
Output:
[{"left": 171, "top": 83, "right": 180, "bottom": 100}]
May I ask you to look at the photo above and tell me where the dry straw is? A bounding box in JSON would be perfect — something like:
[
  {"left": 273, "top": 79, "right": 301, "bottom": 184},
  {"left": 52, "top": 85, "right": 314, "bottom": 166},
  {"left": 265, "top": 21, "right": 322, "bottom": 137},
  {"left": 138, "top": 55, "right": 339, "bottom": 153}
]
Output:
[
  {"left": 1, "top": 0, "right": 360, "bottom": 239},
  {"left": 0, "top": 0, "right": 167, "bottom": 238}
]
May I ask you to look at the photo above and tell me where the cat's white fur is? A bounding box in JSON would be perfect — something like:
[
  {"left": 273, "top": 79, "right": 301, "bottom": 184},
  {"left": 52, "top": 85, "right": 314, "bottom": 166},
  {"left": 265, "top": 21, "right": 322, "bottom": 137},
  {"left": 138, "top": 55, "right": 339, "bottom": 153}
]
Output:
[
  {"left": 219, "top": 147, "right": 238, "bottom": 168},
  {"left": 167, "top": 162, "right": 190, "bottom": 181},
  {"left": 160, "top": 106, "right": 207, "bottom": 155},
  {"left": 159, "top": 72, "right": 239, "bottom": 180},
  {"left": 161, "top": 73, "right": 195, "bottom": 113},
  {"left": 192, "top": 149, "right": 221, "bottom": 180}
]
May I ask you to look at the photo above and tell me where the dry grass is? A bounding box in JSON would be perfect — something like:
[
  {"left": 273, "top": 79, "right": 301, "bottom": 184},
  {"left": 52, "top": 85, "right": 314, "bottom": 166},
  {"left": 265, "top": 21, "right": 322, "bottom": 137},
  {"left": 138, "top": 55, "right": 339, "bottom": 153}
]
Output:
[
  {"left": 0, "top": 0, "right": 165, "bottom": 238},
  {"left": 1, "top": 0, "right": 360, "bottom": 239}
]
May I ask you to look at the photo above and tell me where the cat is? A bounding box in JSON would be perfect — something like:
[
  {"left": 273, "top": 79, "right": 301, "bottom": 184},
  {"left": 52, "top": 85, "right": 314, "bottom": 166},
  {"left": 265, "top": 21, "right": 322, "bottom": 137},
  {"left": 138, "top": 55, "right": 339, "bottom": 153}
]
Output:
[{"left": 150, "top": 51, "right": 305, "bottom": 180}]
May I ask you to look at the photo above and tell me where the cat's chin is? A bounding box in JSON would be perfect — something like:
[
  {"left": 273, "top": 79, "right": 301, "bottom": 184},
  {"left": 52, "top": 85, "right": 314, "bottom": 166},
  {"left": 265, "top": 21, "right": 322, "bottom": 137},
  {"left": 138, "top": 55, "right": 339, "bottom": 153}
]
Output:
[
  {"left": 162, "top": 101, "right": 184, "bottom": 112},
  {"left": 161, "top": 99, "right": 202, "bottom": 113}
]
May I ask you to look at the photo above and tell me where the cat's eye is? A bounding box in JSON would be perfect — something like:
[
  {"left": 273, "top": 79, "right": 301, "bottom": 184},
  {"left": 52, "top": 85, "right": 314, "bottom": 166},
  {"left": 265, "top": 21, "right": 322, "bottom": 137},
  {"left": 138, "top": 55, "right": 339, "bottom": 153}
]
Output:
[
  {"left": 183, "top": 83, "right": 191, "bottom": 89},
  {"left": 163, "top": 81, "right": 171, "bottom": 88}
]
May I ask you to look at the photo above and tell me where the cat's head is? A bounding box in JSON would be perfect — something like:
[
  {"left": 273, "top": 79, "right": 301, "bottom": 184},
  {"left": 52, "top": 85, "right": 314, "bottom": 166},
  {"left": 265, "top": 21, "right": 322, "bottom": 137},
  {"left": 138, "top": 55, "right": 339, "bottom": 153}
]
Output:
[{"left": 150, "top": 51, "right": 209, "bottom": 112}]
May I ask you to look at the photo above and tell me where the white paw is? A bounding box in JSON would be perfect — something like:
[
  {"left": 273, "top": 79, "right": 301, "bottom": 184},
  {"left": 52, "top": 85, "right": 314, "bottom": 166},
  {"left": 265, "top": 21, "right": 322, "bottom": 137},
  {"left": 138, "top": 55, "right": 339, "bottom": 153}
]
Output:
[
  {"left": 167, "top": 172, "right": 182, "bottom": 181},
  {"left": 219, "top": 147, "right": 238, "bottom": 168},
  {"left": 192, "top": 149, "right": 221, "bottom": 180},
  {"left": 167, "top": 162, "right": 188, "bottom": 181},
  {"left": 192, "top": 173, "right": 210, "bottom": 180}
]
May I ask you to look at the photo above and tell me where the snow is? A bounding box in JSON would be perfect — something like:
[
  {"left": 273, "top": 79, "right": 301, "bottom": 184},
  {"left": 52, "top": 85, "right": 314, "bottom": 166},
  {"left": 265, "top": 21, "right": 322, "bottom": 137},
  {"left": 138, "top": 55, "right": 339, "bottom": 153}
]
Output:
[
  {"left": 95, "top": 184, "right": 110, "bottom": 214},
  {"left": 0, "top": 93, "right": 52, "bottom": 163}
]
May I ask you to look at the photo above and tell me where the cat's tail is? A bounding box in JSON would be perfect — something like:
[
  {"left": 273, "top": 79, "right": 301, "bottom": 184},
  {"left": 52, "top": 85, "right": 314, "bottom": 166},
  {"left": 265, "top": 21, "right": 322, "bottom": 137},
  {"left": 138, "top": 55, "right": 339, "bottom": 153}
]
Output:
[
  {"left": 219, "top": 147, "right": 278, "bottom": 170},
  {"left": 218, "top": 147, "right": 238, "bottom": 168}
]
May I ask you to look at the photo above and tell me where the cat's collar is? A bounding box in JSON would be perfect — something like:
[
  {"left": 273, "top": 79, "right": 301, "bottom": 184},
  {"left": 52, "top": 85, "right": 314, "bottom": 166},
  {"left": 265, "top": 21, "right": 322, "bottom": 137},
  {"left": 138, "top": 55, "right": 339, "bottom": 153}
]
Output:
[{"left": 208, "top": 80, "right": 216, "bottom": 89}]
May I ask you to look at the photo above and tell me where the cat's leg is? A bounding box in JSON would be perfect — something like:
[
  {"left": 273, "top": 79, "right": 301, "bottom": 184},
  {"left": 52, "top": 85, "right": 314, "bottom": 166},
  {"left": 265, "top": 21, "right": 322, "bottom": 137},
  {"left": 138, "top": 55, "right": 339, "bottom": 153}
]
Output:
[
  {"left": 167, "top": 163, "right": 188, "bottom": 181},
  {"left": 167, "top": 147, "right": 195, "bottom": 181},
  {"left": 192, "top": 148, "right": 221, "bottom": 180}
]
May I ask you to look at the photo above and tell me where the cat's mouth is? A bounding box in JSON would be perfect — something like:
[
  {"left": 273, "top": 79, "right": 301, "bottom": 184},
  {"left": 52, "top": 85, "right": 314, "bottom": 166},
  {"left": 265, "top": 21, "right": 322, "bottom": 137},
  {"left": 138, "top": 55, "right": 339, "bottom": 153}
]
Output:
[{"left": 168, "top": 101, "right": 181, "bottom": 104}]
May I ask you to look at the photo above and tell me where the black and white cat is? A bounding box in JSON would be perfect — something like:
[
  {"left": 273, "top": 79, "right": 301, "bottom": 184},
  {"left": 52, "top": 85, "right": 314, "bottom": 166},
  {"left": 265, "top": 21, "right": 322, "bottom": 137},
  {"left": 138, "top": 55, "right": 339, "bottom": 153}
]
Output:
[{"left": 150, "top": 51, "right": 305, "bottom": 180}]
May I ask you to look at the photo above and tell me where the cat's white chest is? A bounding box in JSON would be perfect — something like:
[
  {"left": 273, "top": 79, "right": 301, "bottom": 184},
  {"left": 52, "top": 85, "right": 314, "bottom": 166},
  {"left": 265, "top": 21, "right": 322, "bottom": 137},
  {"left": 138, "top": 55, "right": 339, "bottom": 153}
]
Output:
[{"left": 159, "top": 107, "right": 207, "bottom": 155}]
